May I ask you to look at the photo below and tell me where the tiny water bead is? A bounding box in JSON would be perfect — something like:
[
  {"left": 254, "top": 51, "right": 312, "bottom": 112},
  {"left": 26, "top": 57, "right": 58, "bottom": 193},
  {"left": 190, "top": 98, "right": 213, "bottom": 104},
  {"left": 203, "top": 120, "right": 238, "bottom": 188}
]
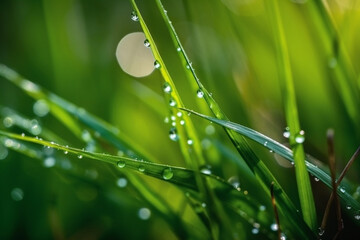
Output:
[
  {"left": 283, "top": 127, "right": 290, "bottom": 138},
  {"left": 270, "top": 223, "right": 279, "bottom": 231},
  {"left": 170, "top": 115, "right": 176, "bottom": 121},
  {"left": 78, "top": 155, "right": 83, "bottom": 159},
  {"left": 196, "top": 89, "right": 204, "bottom": 98},
  {"left": 144, "top": 39, "right": 150, "bottom": 48},
  {"left": 116, "top": 178, "right": 127, "bottom": 188},
  {"left": 163, "top": 82, "right": 172, "bottom": 93},
  {"left": 138, "top": 208, "right": 151, "bottom": 220},
  {"left": 177, "top": 112, "right": 182, "bottom": 117},
  {"left": 354, "top": 212, "right": 360, "bottom": 220},
  {"left": 259, "top": 205, "right": 266, "bottom": 211},
  {"left": 162, "top": 168, "right": 174, "bottom": 180},
  {"left": 339, "top": 187, "right": 346, "bottom": 193},
  {"left": 346, "top": 205, "right": 351, "bottom": 210},
  {"left": 200, "top": 165, "right": 212, "bottom": 175},
  {"left": 164, "top": 117, "right": 169, "bottom": 123},
  {"left": 187, "top": 139, "right": 193, "bottom": 145},
  {"left": 154, "top": 60, "right": 161, "bottom": 69},
  {"left": 117, "top": 161, "right": 126, "bottom": 168},
  {"left": 176, "top": 47, "right": 181, "bottom": 52},
  {"left": 44, "top": 157, "right": 56, "bottom": 168},
  {"left": 21, "top": 133, "right": 25, "bottom": 137},
  {"left": 314, "top": 177, "right": 319, "bottom": 182},
  {"left": 169, "top": 128, "right": 179, "bottom": 141},
  {"left": 180, "top": 120, "right": 185, "bottom": 125},
  {"left": 138, "top": 165, "right": 145, "bottom": 172},
  {"left": 33, "top": 99, "right": 50, "bottom": 117},
  {"left": 11, "top": 188, "right": 24, "bottom": 201},
  {"left": 3, "top": 116, "right": 14, "bottom": 128},
  {"left": 251, "top": 228, "right": 259, "bottom": 234},
  {"left": 295, "top": 130, "right": 305, "bottom": 143},
  {"left": 130, "top": 11, "right": 139, "bottom": 21},
  {"left": 169, "top": 98, "right": 177, "bottom": 107}
]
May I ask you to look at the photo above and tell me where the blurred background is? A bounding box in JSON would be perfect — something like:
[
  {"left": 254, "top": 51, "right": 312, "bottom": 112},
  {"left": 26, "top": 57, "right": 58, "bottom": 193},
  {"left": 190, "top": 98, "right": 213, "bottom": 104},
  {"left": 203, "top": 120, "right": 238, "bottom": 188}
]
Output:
[{"left": 1, "top": 0, "right": 360, "bottom": 239}]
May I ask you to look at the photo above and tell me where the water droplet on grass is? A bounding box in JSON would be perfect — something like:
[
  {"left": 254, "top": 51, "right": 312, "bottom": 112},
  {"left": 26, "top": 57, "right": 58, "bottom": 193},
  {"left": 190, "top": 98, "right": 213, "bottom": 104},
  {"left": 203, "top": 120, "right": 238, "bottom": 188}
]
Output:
[
  {"left": 177, "top": 112, "right": 182, "bottom": 117},
  {"left": 354, "top": 212, "right": 360, "bottom": 220},
  {"left": 154, "top": 60, "right": 161, "bottom": 69},
  {"left": 314, "top": 177, "right": 319, "bottom": 182},
  {"left": 283, "top": 127, "right": 290, "bottom": 138},
  {"left": 180, "top": 120, "right": 185, "bottom": 125},
  {"left": 270, "top": 223, "right": 279, "bottom": 231},
  {"left": 138, "top": 165, "right": 145, "bottom": 172},
  {"left": 33, "top": 99, "right": 50, "bottom": 117},
  {"left": 144, "top": 39, "right": 150, "bottom": 48},
  {"left": 3, "top": 116, "right": 14, "bottom": 128},
  {"left": 228, "top": 176, "right": 240, "bottom": 190},
  {"left": 169, "top": 127, "right": 179, "bottom": 141},
  {"left": 162, "top": 168, "right": 173, "bottom": 180},
  {"left": 259, "top": 205, "right": 266, "bottom": 211},
  {"left": 169, "top": 98, "right": 177, "bottom": 107},
  {"left": 44, "top": 157, "right": 56, "bottom": 168},
  {"left": 318, "top": 227, "right": 325, "bottom": 236},
  {"left": 163, "top": 82, "right": 172, "bottom": 93},
  {"left": 251, "top": 228, "right": 259, "bottom": 234},
  {"left": 295, "top": 130, "right": 305, "bottom": 143},
  {"left": 346, "top": 205, "right": 351, "bottom": 210},
  {"left": 187, "top": 139, "right": 193, "bottom": 145},
  {"left": 117, "top": 161, "right": 126, "bottom": 168},
  {"left": 176, "top": 47, "right": 181, "bottom": 52},
  {"left": 196, "top": 89, "right": 204, "bottom": 98},
  {"left": 340, "top": 187, "right": 346, "bottom": 193},
  {"left": 131, "top": 11, "right": 139, "bottom": 21},
  {"left": 11, "top": 188, "right": 24, "bottom": 201},
  {"left": 78, "top": 155, "right": 83, "bottom": 159},
  {"left": 205, "top": 125, "right": 215, "bottom": 135},
  {"left": 116, "top": 178, "right": 127, "bottom": 188},
  {"left": 138, "top": 208, "right": 151, "bottom": 220},
  {"left": 200, "top": 165, "right": 212, "bottom": 175}
]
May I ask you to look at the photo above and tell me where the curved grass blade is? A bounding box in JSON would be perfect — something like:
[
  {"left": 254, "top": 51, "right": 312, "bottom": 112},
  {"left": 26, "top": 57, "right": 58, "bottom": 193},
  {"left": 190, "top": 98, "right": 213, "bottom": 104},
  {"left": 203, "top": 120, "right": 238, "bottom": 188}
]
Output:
[
  {"left": 152, "top": 1, "right": 315, "bottom": 238},
  {"left": 181, "top": 108, "right": 360, "bottom": 222},
  {"left": 266, "top": 0, "right": 316, "bottom": 229}
]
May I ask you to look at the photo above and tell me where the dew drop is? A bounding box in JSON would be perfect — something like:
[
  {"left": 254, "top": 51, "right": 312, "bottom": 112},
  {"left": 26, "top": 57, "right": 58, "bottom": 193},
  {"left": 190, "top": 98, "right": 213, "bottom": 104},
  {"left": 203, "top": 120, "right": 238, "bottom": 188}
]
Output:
[
  {"left": 354, "top": 213, "right": 360, "bottom": 220},
  {"left": 270, "top": 223, "right": 279, "bottom": 231},
  {"left": 280, "top": 233, "right": 287, "bottom": 240},
  {"left": 11, "top": 188, "right": 24, "bottom": 201},
  {"left": 117, "top": 161, "right": 126, "bottom": 168},
  {"left": 264, "top": 141, "right": 268, "bottom": 147},
  {"left": 43, "top": 157, "right": 56, "bottom": 168},
  {"left": 170, "top": 115, "right": 176, "bottom": 121},
  {"left": 314, "top": 177, "right": 319, "bottom": 182},
  {"left": 33, "top": 99, "right": 50, "bottom": 117},
  {"left": 295, "top": 130, "right": 305, "bottom": 143},
  {"left": 169, "top": 127, "right": 179, "bottom": 141},
  {"left": 228, "top": 176, "right": 240, "bottom": 190},
  {"left": 154, "top": 60, "right": 161, "bottom": 69},
  {"left": 187, "top": 139, "right": 193, "bottom": 145},
  {"left": 251, "top": 228, "right": 259, "bottom": 234},
  {"left": 21, "top": 133, "right": 25, "bottom": 137},
  {"left": 162, "top": 168, "right": 173, "bottom": 180},
  {"left": 171, "top": 122, "right": 176, "bottom": 127},
  {"left": 163, "top": 82, "right": 172, "bottom": 93},
  {"left": 144, "top": 39, "right": 150, "bottom": 48},
  {"left": 180, "top": 120, "right": 185, "bottom": 125},
  {"left": 177, "top": 112, "right": 182, "bottom": 117},
  {"left": 138, "top": 207, "right": 151, "bottom": 220},
  {"left": 200, "top": 165, "right": 212, "bottom": 175},
  {"left": 116, "top": 178, "right": 127, "bottom": 188},
  {"left": 130, "top": 11, "right": 139, "bottom": 21},
  {"left": 169, "top": 98, "right": 177, "bottom": 107},
  {"left": 318, "top": 227, "right": 325, "bottom": 236},
  {"left": 346, "top": 205, "right": 351, "bottom": 210},
  {"left": 78, "top": 155, "right": 83, "bottom": 159},
  {"left": 259, "top": 205, "right": 266, "bottom": 211},
  {"left": 176, "top": 47, "right": 181, "bottom": 52},
  {"left": 138, "top": 165, "right": 145, "bottom": 172},
  {"left": 3, "top": 116, "right": 14, "bottom": 128},
  {"left": 164, "top": 117, "right": 169, "bottom": 123},
  {"left": 30, "top": 121, "right": 42, "bottom": 135},
  {"left": 253, "top": 222, "right": 260, "bottom": 228},
  {"left": 340, "top": 187, "right": 346, "bottom": 193},
  {"left": 283, "top": 127, "right": 290, "bottom": 138},
  {"left": 196, "top": 89, "right": 204, "bottom": 98},
  {"left": 81, "top": 130, "right": 92, "bottom": 142},
  {"left": 205, "top": 125, "right": 215, "bottom": 135}
]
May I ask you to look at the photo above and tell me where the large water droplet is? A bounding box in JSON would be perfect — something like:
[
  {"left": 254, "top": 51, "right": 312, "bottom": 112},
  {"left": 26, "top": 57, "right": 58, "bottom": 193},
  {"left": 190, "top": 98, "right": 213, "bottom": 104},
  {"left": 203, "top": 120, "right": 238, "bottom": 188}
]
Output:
[
  {"left": 11, "top": 188, "right": 24, "bottom": 201},
  {"left": 131, "top": 11, "right": 139, "bottom": 21},
  {"left": 295, "top": 130, "right": 305, "bottom": 143},
  {"left": 162, "top": 168, "right": 173, "bottom": 180},
  {"left": 44, "top": 157, "right": 56, "bottom": 168},
  {"left": 144, "top": 39, "right": 150, "bottom": 48},
  {"left": 117, "top": 161, "right": 126, "bottom": 168},
  {"left": 116, "top": 178, "right": 127, "bottom": 188},
  {"left": 200, "top": 165, "right": 212, "bottom": 175},
  {"left": 197, "top": 89, "right": 204, "bottom": 98},
  {"left": 163, "top": 82, "right": 172, "bottom": 93},
  {"left": 283, "top": 127, "right": 290, "bottom": 138},
  {"left": 33, "top": 99, "right": 50, "bottom": 117},
  {"left": 138, "top": 208, "right": 151, "bottom": 220},
  {"left": 30, "top": 120, "right": 42, "bottom": 135},
  {"left": 169, "top": 127, "right": 179, "bottom": 141},
  {"left": 154, "top": 60, "right": 161, "bottom": 69}
]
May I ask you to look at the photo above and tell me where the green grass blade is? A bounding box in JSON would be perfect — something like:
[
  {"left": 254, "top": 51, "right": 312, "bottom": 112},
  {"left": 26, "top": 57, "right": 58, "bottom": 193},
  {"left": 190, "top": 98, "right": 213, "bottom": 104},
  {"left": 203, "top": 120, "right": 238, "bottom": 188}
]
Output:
[
  {"left": 267, "top": 0, "right": 317, "bottom": 230},
  {"left": 152, "top": 1, "right": 315, "bottom": 238},
  {"left": 181, "top": 108, "right": 360, "bottom": 221}
]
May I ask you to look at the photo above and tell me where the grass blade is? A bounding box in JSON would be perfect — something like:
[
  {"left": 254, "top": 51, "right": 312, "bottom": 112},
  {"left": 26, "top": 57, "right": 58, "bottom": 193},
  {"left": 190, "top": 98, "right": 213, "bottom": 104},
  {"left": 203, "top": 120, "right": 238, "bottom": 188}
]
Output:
[
  {"left": 266, "top": 0, "right": 316, "bottom": 229},
  {"left": 181, "top": 108, "right": 360, "bottom": 221}
]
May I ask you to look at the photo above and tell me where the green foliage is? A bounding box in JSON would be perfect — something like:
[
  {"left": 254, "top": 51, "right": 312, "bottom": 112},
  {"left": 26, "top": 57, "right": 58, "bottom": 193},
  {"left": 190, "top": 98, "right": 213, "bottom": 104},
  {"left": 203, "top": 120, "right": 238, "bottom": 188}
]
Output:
[{"left": 1, "top": 0, "right": 360, "bottom": 239}]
